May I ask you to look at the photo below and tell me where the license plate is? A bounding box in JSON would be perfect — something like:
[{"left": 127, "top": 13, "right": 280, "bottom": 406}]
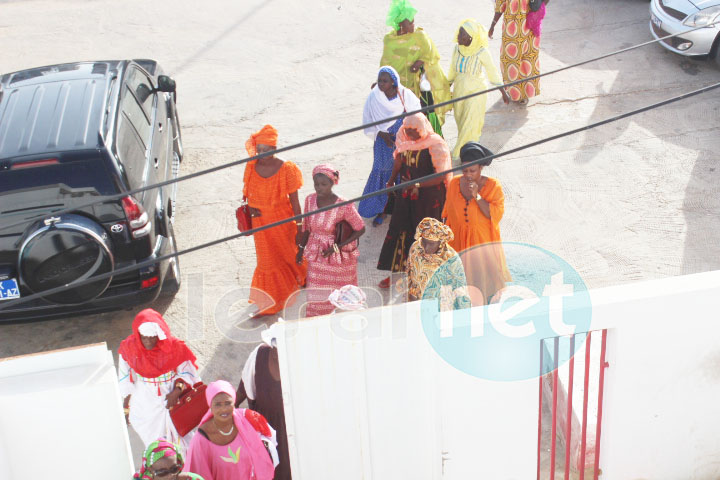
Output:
[
  {"left": 651, "top": 13, "right": 662, "bottom": 29},
  {"left": 0, "top": 278, "right": 20, "bottom": 301}
]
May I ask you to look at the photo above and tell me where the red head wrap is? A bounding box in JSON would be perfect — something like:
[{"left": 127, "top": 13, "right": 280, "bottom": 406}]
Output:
[{"left": 118, "top": 309, "right": 198, "bottom": 379}]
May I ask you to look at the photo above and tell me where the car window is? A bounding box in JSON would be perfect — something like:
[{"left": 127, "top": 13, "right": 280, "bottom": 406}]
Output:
[
  {"left": 120, "top": 85, "right": 151, "bottom": 148},
  {"left": 125, "top": 67, "right": 155, "bottom": 118},
  {"left": 116, "top": 114, "right": 147, "bottom": 188}
]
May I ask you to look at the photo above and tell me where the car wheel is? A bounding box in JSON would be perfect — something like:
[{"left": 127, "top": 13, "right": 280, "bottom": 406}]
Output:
[
  {"left": 161, "top": 221, "right": 181, "bottom": 296},
  {"left": 18, "top": 214, "right": 114, "bottom": 304}
]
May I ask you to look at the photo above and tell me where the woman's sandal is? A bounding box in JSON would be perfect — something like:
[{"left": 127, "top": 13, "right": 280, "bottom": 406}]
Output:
[
  {"left": 378, "top": 277, "right": 390, "bottom": 289},
  {"left": 373, "top": 214, "right": 385, "bottom": 226}
]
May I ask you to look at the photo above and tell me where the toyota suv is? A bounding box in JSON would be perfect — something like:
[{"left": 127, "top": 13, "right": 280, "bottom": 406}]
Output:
[{"left": 0, "top": 60, "right": 183, "bottom": 321}]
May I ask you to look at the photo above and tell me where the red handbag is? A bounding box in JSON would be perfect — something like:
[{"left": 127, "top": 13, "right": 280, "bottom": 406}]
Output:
[
  {"left": 236, "top": 197, "right": 252, "bottom": 232},
  {"left": 169, "top": 382, "right": 209, "bottom": 437}
]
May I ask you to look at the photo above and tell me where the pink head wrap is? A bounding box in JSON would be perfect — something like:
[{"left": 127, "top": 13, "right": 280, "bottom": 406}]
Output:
[
  {"left": 187, "top": 380, "right": 276, "bottom": 480},
  {"left": 200, "top": 380, "right": 236, "bottom": 424},
  {"left": 394, "top": 114, "right": 452, "bottom": 185},
  {"left": 312, "top": 164, "right": 339, "bottom": 184}
]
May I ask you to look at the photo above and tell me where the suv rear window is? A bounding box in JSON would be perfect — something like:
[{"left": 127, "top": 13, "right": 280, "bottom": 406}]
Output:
[{"left": 0, "top": 152, "right": 118, "bottom": 195}]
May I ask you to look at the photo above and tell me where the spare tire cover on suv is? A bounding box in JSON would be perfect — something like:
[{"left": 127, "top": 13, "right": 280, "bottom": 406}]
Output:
[{"left": 18, "top": 214, "right": 114, "bottom": 304}]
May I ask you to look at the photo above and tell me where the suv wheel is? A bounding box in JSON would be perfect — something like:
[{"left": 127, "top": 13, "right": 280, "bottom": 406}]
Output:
[{"left": 18, "top": 214, "right": 114, "bottom": 304}]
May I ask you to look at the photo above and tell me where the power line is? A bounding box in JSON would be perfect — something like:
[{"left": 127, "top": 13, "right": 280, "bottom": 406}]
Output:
[
  {"left": 0, "top": 22, "right": 716, "bottom": 234},
  {"left": 2, "top": 80, "right": 718, "bottom": 313}
]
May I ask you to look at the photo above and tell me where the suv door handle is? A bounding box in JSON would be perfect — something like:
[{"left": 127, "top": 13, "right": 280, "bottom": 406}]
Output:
[
  {"left": 154, "top": 158, "right": 159, "bottom": 168},
  {"left": 158, "top": 122, "right": 163, "bottom": 132}
]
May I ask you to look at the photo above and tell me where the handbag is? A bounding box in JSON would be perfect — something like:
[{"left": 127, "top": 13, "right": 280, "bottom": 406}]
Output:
[
  {"left": 529, "top": 0, "right": 543, "bottom": 12},
  {"left": 236, "top": 197, "right": 252, "bottom": 232},
  {"left": 334, "top": 220, "right": 358, "bottom": 252},
  {"left": 169, "top": 381, "right": 209, "bottom": 437}
]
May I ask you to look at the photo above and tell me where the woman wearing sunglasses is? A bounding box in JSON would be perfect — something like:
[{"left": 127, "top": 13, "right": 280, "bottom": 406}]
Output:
[{"left": 134, "top": 439, "right": 204, "bottom": 479}]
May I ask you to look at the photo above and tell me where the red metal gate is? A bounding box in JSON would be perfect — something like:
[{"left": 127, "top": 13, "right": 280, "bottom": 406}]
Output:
[{"left": 537, "top": 330, "right": 609, "bottom": 480}]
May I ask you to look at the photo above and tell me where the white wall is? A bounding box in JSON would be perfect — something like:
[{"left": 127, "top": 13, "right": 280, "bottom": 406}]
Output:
[
  {"left": 592, "top": 271, "right": 720, "bottom": 480},
  {"left": 279, "top": 270, "right": 720, "bottom": 480},
  {"left": 278, "top": 300, "right": 538, "bottom": 480},
  {"left": 0, "top": 343, "right": 134, "bottom": 480}
]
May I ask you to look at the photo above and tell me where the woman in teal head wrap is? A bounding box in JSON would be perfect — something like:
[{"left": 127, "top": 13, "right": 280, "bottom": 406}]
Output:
[
  {"left": 134, "top": 439, "right": 205, "bottom": 479},
  {"left": 380, "top": 0, "right": 450, "bottom": 136}
]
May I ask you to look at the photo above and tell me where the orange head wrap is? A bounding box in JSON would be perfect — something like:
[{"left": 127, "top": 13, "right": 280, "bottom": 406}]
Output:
[{"left": 245, "top": 124, "right": 278, "bottom": 156}]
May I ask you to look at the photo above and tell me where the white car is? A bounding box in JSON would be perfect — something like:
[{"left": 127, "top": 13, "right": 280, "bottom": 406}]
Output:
[{"left": 649, "top": 0, "right": 720, "bottom": 62}]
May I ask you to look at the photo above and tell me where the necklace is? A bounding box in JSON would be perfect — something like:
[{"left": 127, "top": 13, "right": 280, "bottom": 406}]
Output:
[{"left": 214, "top": 419, "right": 235, "bottom": 436}]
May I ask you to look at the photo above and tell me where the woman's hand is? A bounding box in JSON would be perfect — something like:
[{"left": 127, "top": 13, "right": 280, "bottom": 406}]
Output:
[
  {"left": 378, "top": 131, "right": 394, "bottom": 148},
  {"left": 295, "top": 249, "right": 304, "bottom": 264},
  {"left": 321, "top": 246, "right": 335, "bottom": 258},
  {"left": 165, "top": 385, "right": 183, "bottom": 409},
  {"left": 410, "top": 60, "right": 424, "bottom": 73},
  {"left": 469, "top": 180, "right": 480, "bottom": 199},
  {"left": 488, "top": 25, "right": 495, "bottom": 39},
  {"left": 249, "top": 207, "right": 262, "bottom": 218}
]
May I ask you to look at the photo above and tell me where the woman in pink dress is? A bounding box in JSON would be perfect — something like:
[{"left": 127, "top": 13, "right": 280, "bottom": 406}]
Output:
[
  {"left": 296, "top": 164, "right": 366, "bottom": 317},
  {"left": 183, "top": 380, "right": 278, "bottom": 480}
]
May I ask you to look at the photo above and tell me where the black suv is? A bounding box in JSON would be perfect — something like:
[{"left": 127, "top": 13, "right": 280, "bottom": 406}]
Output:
[{"left": 0, "top": 60, "right": 183, "bottom": 320}]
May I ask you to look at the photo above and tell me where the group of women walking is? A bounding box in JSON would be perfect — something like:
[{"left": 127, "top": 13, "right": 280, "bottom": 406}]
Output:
[
  {"left": 240, "top": 0, "right": 547, "bottom": 317},
  {"left": 124, "top": 310, "right": 288, "bottom": 480},
  {"left": 123, "top": 1, "right": 548, "bottom": 478}
]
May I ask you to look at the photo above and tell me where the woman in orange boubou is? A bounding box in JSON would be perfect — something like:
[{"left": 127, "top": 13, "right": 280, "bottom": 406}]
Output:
[
  {"left": 442, "top": 142, "right": 511, "bottom": 305},
  {"left": 242, "top": 125, "right": 306, "bottom": 317}
]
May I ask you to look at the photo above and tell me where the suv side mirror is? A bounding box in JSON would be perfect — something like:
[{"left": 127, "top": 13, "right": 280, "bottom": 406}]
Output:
[{"left": 156, "top": 75, "right": 176, "bottom": 93}]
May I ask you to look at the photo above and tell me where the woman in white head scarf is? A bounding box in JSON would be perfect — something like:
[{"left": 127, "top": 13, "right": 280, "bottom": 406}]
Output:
[{"left": 358, "top": 66, "right": 422, "bottom": 225}]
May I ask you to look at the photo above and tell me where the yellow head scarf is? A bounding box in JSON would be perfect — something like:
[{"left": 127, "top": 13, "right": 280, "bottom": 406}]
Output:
[{"left": 456, "top": 18, "right": 489, "bottom": 57}]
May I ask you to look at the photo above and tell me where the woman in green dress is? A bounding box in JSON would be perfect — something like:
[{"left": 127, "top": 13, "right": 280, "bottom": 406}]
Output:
[{"left": 380, "top": 0, "right": 451, "bottom": 135}]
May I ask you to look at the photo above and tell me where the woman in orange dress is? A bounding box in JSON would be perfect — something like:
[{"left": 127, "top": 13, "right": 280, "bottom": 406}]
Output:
[
  {"left": 243, "top": 125, "right": 307, "bottom": 316},
  {"left": 442, "top": 142, "right": 511, "bottom": 305}
]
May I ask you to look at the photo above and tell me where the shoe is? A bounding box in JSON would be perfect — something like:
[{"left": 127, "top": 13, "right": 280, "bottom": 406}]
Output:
[
  {"left": 378, "top": 277, "right": 390, "bottom": 289},
  {"left": 373, "top": 214, "right": 385, "bottom": 226}
]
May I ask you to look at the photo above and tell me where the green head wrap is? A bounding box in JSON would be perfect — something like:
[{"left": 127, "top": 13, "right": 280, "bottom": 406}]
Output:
[
  {"left": 386, "top": 0, "right": 417, "bottom": 31},
  {"left": 134, "top": 439, "right": 183, "bottom": 479}
]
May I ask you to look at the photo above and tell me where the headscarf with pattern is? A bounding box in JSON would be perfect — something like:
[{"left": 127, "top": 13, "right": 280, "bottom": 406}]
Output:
[
  {"left": 134, "top": 439, "right": 182, "bottom": 480},
  {"left": 414, "top": 217, "right": 454, "bottom": 244},
  {"left": 406, "top": 218, "right": 460, "bottom": 298},
  {"left": 394, "top": 113, "right": 452, "bottom": 185},
  {"left": 312, "top": 164, "right": 340, "bottom": 184},
  {"left": 245, "top": 125, "right": 278, "bottom": 157},
  {"left": 386, "top": 0, "right": 417, "bottom": 30},
  {"left": 456, "top": 18, "right": 489, "bottom": 57}
]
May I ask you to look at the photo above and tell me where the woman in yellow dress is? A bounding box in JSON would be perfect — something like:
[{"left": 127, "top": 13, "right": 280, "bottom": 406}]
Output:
[
  {"left": 448, "top": 18, "right": 509, "bottom": 161},
  {"left": 489, "top": 0, "right": 549, "bottom": 104},
  {"left": 380, "top": 0, "right": 451, "bottom": 135}
]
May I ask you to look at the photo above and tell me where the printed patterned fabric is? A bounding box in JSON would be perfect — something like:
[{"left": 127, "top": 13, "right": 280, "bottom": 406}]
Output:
[
  {"left": 302, "top": 194, "right": 365, "bottom": 316},
  {"left": 495, "top": 0, "right": 541, "bottom": 102}
]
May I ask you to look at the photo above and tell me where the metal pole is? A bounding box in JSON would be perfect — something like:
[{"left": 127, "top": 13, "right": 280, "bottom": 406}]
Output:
[
  {"left": 579, "top": 332, "right": 592, "bottom": 480},
  {"left": 594, "top": 330, "right": 609, "bottom": 480},
  {"left": 550, "top": 337, "right": 559, "bottom": 480},
  {"left": 564, "top": 335, "right": 576, "bottom": 480}
]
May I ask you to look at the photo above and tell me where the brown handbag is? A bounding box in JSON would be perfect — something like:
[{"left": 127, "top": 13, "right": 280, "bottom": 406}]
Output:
[
  {"left": 334, "top": 220, "right": 358, "bottom": 252},
  {"left": 169, "top": 381, "right": 209, "bottom": 437}
]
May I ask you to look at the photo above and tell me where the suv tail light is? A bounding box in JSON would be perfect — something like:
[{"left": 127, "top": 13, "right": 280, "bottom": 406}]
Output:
[{"left": 121, "top": 196, "right": 151, "bottom": 238}]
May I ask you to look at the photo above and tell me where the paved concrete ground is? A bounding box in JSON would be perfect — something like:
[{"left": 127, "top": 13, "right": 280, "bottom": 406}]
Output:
[{"left": 1, "top": 0, "right": 718, "bottom": 470}]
